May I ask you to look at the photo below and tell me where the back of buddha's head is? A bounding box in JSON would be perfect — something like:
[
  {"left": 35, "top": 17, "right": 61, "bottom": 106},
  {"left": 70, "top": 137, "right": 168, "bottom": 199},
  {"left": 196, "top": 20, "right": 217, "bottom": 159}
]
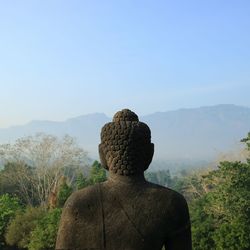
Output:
[{"left": 99, "top": 109, "right": 154, "bottom": 176}]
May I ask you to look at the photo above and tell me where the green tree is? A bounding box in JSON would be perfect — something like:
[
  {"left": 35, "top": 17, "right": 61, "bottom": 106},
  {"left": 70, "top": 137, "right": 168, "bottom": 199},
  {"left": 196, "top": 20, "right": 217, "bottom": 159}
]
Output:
[
  {"left": 191, "top": 195, "right": 215, "bottom": 250},
  {"left": 28, "top": 208, "right": 62, "bottom": 250},
  {"left": 57, "top": 183, "right": 73, "bottom": 208},
  {"left": 76, "top": 172, "right": 89, "bottom": 190},
  {"left": 0, "top": 194, "right": 22, "bottom": 248},
  {"left": 89, "top": 160, "right": 107, "bottom": 184},
  {"left": 191, "top": 132, "right": 250, "bottom": 249},
  {"left": 206, "top": 161, "right": 250, "bottom": 249},
  {"left": 241, "top": 132, "right": 250, "bottom": 151},
  {"left": 5, "top": 207, "right": 45, "bottom": 249}
]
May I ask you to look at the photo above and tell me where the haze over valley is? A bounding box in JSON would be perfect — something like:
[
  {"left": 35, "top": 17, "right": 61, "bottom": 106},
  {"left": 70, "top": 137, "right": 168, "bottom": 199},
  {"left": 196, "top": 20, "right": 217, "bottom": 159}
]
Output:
[{"left": 1, "top": 104, "right": 249, "bottom": 170}]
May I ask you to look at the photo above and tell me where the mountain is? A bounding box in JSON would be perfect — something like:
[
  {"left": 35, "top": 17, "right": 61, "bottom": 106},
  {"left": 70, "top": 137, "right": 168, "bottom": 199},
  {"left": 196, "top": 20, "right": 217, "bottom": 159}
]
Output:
[
  {"left": 143, "top": 104, "right": 250, "bottom": 161},
  {"left": 0, "top": 105, "right": 249, "bottom": 169},
  {"left": 0, "top": 113, "right": 109, "bottom": 156}
]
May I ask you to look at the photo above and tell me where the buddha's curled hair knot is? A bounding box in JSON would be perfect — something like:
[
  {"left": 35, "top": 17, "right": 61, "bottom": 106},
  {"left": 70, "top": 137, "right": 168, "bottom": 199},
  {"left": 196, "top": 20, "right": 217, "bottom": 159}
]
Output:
[
  {"left": 112, "top": 109, "right": 139, "bottom": 123},
  {"left": 100, "top": 109, "right": 152, "bottom": 176}
]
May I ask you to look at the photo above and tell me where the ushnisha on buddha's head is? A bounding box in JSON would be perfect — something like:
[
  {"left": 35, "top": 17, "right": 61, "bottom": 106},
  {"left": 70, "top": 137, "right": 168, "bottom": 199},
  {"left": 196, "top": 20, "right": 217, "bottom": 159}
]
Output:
[{"left": 99, "top": 109, "right": 154, "bottom": 176}]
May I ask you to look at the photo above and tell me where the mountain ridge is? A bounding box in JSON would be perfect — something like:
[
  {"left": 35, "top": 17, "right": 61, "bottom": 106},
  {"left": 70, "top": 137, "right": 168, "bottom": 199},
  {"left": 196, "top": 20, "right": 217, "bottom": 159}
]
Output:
[{"left": 1, "top": 104, "right": 249, "bottom": 165}]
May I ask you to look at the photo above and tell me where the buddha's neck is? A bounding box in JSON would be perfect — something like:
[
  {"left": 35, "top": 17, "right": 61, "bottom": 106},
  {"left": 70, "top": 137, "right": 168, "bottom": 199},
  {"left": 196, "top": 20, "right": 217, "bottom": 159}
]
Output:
[{"left": 108, "top": 172, "right": 146, "bottom": 185}]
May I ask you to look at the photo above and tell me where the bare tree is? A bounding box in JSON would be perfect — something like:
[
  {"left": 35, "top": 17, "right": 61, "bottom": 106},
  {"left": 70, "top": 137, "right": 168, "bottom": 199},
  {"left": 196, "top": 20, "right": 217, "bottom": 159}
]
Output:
[
  {"left": 0, "top": 162, "right": 37, "bottom": 205},
  {"left": 0, "top": 133, "right": 88, "bottom": 206}
]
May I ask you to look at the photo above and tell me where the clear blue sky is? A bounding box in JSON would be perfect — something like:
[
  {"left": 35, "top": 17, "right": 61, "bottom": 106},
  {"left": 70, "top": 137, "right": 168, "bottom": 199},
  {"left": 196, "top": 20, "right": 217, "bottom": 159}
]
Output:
[{"left": 0, "top": 0, "right": 249, "bottom": 128}]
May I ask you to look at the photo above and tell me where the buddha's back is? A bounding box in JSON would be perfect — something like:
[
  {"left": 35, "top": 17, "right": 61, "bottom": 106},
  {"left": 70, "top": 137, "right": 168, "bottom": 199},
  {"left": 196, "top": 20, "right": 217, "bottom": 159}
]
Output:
[
  {"left": 56, "top": 109, "right": 192, "bottom": 250},
  {"left": 56, "top": 179, "right": 191, "bottom": 250}
]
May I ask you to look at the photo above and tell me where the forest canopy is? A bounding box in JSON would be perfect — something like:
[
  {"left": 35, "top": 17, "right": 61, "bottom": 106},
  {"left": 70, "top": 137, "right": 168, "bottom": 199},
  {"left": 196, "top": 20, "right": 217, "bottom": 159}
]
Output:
[{"left": 0, "top": 132, "right": 250, "bottom": 249}]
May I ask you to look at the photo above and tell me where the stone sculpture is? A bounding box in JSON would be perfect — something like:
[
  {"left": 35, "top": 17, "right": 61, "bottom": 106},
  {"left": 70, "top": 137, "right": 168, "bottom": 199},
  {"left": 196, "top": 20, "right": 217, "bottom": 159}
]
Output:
[{"left": 56, "top": 109, "right": 192, "bottom": 250}]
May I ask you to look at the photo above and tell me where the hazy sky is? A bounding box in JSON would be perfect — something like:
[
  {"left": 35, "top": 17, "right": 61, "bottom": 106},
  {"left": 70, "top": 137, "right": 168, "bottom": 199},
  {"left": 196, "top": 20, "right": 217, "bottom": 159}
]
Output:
[{"left": 0, "top": 0, "right": 249, "bottom": 128}]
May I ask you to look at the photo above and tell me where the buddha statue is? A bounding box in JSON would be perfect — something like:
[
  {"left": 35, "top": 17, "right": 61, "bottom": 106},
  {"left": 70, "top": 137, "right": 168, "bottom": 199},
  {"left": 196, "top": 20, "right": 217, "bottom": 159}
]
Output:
[{"left": 56, "top": 109, "right": 192, "bottom": 250}]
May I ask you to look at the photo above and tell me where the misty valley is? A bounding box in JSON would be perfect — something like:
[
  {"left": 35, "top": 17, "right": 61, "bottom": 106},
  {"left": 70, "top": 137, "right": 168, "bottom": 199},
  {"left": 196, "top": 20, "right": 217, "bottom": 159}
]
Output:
[{"left": 0, "top": 105, "right": 250, "bottom": 250}]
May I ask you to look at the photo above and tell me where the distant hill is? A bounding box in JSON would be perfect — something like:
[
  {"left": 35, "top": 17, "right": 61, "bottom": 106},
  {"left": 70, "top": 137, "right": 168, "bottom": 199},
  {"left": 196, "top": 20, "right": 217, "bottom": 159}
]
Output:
[
  {"left": 0, "top": 105, "right": 249, "bottom": 169},
  {"left": 0, "top": 113, "right": 109, "bottom": 157},
  {"left": 143, "top": 104, "right": 250, "bottom": 162}
]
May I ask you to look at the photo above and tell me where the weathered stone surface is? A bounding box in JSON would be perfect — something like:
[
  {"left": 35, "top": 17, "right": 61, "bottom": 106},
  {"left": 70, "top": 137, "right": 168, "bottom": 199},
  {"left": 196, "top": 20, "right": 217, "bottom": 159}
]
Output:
[{"left": 56, "top": 109, "right": 192, "bottom": 250}]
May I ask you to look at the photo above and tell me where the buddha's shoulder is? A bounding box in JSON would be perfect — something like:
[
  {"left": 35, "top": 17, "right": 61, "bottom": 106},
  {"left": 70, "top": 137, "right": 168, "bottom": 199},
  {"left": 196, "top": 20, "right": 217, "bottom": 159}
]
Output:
[
  {"left": 144, "top": 181, "right": 188, "bottom": 208},
  {"left": 63, "top": 184, "right": 102, "bottom": 212}
]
